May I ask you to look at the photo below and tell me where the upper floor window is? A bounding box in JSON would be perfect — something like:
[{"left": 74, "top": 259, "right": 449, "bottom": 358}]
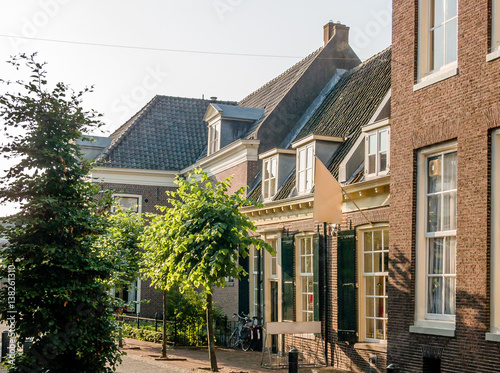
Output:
[
  {"left": 417, "top": 0, "right": 458, "bottom": 81},
  {"left": 207, "top": 122, "right": 220, "bottom": 156},
  {"left": 366, "top": 127, "right": 389, "bottom": 177},
  {"left": 297, "top": 235, "right": 315, "bottom": 322},
  {"left": 263, "top": 157, "right": 277, "bottom": 200},
  {"left": 112, "top": 194, "right": 142, "bottom": 213},
  {"left": 492, "top": 0, "right": 500, "bottom": 52},
  {"left": 297, "top": 144, "right": 314, "bottom": 194},
  {"left": 268, "top": 238, "right": 278, "bottom": 278}
]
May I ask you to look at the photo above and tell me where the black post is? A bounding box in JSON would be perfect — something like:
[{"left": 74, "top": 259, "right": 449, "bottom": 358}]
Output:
[
  {"left": 323, "top": 222, "right": 329, "bottom": 366},
  {"left": 137, "top": 312, "right": 140, "bottom": 329},
  {"left": 155, "top": 312, "right": 158, "bottom": 333},
  {"left": 174, "top": 315, "right": 178, "bottom": 347},
  {"left": 224, "top": 315, "right": 228, "bottom": 346},
  {"left": 288, "top": 348, "right": 299, "bottom": 373},
  {"left": 1, "top": 330, "right": 9, "bottom": 362}
]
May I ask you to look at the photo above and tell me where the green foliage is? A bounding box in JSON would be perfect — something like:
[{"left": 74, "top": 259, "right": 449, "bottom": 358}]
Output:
[
  {"left": 0, "top": 54, "right": 121, "bottom": 372},
  {"left": 120, "top": 323, "right": 163, "bottom": 344},
  {"left": 142, "top": 168, "right": 273, "bottom": 294}
]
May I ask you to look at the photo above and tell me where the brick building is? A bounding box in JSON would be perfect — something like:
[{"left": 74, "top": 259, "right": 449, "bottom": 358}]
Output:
[{"left": 389, "top": 0, "right": 500, "bottom": 372}]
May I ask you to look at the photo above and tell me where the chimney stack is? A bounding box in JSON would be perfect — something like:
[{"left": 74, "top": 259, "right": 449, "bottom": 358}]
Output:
[{"left": 323, "top": 21, "right": 349, "bottom": 46}]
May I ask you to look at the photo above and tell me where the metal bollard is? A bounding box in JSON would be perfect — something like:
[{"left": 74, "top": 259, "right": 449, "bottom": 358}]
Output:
[
  {"left": 23, "top": 338, "right": 32, "bottom": 355},
  {"left": 288, "top": 348, "right": 299, "bottom": 373},
  {"left": 387, "top": 363, "right": 399, "bottom": 373},
  {"left": 1, "top": 330, "right": 9, "bottom": 362}
]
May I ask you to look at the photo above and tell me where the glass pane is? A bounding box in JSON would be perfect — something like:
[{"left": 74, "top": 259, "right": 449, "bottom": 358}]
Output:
[
  {"left": 374, "top": 253, "right": 382, "bottom": 273},
  {"left": 427, "top": 194, "right": 441, "bottom": 232},
  {"left": 306, "top": 238, "right": 312, "bottom": 254},
  {"left": 368, "top": 155, "right": 376, "bottom": 174},
  {"left": 442, "top": 191, "right": 456, "bottom": 231},
  {"left": 427, "top": 156, "right": 442, "bottom": 193},
  {"left": 366, "top": 276, "right": 375, "bottom": 295},
  {"left": 446, "top": 0, "right": 458, "bottom": 20},
  {"left": 271, "top": 158, "right": 277, "bottom": 176},
  {"left": 308, "top": 278, "right": 313, "bottom": 293},
  {"left": 306, "top": 146, "right": 313, "bottom": 168},
  {"left": 443, "top": 152, "right": 457, "bottom": 190},
  {"left": 379, "top": 130, "right": 388, "bottom": 152},
  {"left": 264, "top": 160, "right": 270, "bottom": 179},
  {"left": 445, "top": 18, "right": 458, "bottom": 65},
  {"left": 375, "top": 297, "right": 385, "bottom": 318},
  {"left": 431, "top": 26, "right": 445, "bottom": 71},
  {"left": 117, "top": 197, "right": 139, "bottom": 211},
  {"left": 366, "top": 296, "right": 375, "bottom": 317},
  {"left": 444, "top": 277, "right": 456, "bottom": 315},
  {"left": 364, "top": 253, "right": 373, "bottom": 273},
  {"left": 376, "top": 319, "right": 385, "bottom": 340},
  {"left": 270, "top": 178, "right": 276, "bottom": 196},
  {"left": 369, "top": 134, "right": 377, "bottom": 154},
  {"left": 376, "top": 276, "right": 385, "bottom": 296},
  {"left": 429, "top": 238, "right": 444, "bottom": 275},
  {"left": 302, "top": 294, "right": 308, "bottom": 310},
  {"left": 299, "top": 149, "right": 306, "bottom": 171},
  {"left": 263, "top": 181, "right": 269, "bottom": 199},
  {"left": 271, "top": 257, "right": 277, "bottom": 276},
  {"left": 444, "top": 237, "right": 456, "bottom": 274},
  {"left": 305, "top": 256, "right": 312, "bottom": 274},
  {"left": 302, "top": 278, "right": 307, "bottom": 292},
  {"left": 384, "top": 252, "right": 389, "bottom": 272},
  {"left": 374, "top": 231, "right": 383, "bottom": 251},
  {"left": 428, "top": 277, "right": 443, "bottom": 314},
  {"left": 364, "top": 231, "right": 373, "bottom": 251},
  {"left": 432, "top": 0, "right": 444, "bottom": 27},
  {"left": 383, "top": 230, "right": 389, "bottom": 250},
  {"left": 379, "top": 152, "right": 387, "bottom": 172},
  {"left": 366, "top": 319, "right": 375, "bottom": 339},
  {"left": 306, "top": 169, "right": 313, "bottom": 191},
  {"left": 298, "top": 171, "right": 306, "bottom": 193}
]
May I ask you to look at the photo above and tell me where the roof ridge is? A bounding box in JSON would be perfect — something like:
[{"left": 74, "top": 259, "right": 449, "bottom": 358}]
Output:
[{"left": 238, "top": 46, "right": 322, "bottom": 105}]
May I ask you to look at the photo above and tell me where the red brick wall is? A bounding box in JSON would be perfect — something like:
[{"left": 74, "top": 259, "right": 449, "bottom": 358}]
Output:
[{"left": 391, "top": 0, "right": 500, "bottom": 371}]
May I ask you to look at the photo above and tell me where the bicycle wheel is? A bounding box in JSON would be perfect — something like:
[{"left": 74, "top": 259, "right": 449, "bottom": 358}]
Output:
[
  {"left": 228, "top": 329, "right": 239, "bottom": 348},
  {"left": 240, "top": 330, "right": 252, "bottom": 351}
]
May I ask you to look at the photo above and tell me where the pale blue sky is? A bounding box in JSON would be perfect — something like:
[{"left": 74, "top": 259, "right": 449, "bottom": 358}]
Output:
[{"left": 0, "top": 0, "right": 391, "bottom": 216}]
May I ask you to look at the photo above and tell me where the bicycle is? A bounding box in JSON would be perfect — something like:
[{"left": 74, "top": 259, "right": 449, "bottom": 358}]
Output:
[{"left": 228, "top": 312, "right": 259, "bottom": 351}]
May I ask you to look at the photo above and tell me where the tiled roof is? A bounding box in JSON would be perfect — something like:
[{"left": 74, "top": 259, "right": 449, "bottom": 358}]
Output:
[
  {"left": 238, "top": 48, "right": 322, "bottom": 138},
  {"left": 273, "top": 47, "right": 392, "bottom": 201},
  {"left": 99, "top": 96, "right": 236, "bottom": 171}
]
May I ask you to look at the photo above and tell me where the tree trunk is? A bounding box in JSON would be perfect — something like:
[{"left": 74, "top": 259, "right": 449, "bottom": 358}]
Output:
[
  {"left": 162, "top": 289, "right": 168, "bottom": 358},
  {"left": 206, "top": 292, "right": 218, "bottom": 372}
]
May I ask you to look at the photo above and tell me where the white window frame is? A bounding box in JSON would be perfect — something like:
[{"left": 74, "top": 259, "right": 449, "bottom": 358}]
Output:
[
  {"left": 207, "top": 122, "right": 220, "bottom": 156},
  {"left": 267, "top": 237, "right": 279, "bottom": 279},
  {"left": 357, "top": 225, "right": 389, "bottom": 343},
  {"left": 416, "top": 0, "right": 458, "bottom": 89},
  {"left": 488, "top": 0, "right": 500, "bottom": 61},
  {"left": 111, "top": 194, "right": 142, "bottom": 213},
  {"left": 487, "top": 129, "right": 500, "bottom": 342},
  {"left": 296, "top": 144, "right": 315, "bottom": 195},
  {"left": 365, "top": 127, "right": 390, "bottom": 178},
  {"left": 113, "top": 279, "right": 141, "bottom": 314},
  {"left": 250, "top": 245, "right": 264, "bottom": 317},
  {"left": 411, "top": 141, "right": 457, "bottom": 337},
  {"left": 262, "top": 156, "right": 278, "bottom": 200},
  {"left": 263, "top": 232, "right": 282, "bottom": 326},
  {"left": 295, "top": 233, "right": 315, "bottom": 322}
]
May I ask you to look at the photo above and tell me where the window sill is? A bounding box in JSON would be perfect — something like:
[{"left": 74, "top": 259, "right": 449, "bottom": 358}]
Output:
[
  {"left": 486, "top": 332, "right": 500, "bottom": 342},
  {"left": 486, "top": 49, "right": 500, "bottom": 62},
  {"left": 409, "top": 320, "right": 455, "bottom": 337},
  {"left": 413, "top": 66, "right": 458, "bottom": 91},
  {"left": 354, "top": 342, "right": 387, "bottom": 353}
]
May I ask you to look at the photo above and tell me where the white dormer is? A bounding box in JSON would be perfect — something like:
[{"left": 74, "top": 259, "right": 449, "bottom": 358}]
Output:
[
  {"left": 204, "top": 103, "right": 264, "bottom": 156},
  {"left": 363, "top": 120, "right": 390, "bottom": 179},
  {"left": 259, "top": 148, "right": 296, "bottom": 201},
  {"left": 291, "top": 134, "right": 343, "bottom": 195}
]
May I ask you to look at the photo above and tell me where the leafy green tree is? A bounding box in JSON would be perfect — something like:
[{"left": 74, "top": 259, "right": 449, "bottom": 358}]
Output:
[
  {"left": 142, "top": 168, "right": 272, "bottom": 372},
  {"left": 0, "top": 54, "right": 121, "bottom": 372}
]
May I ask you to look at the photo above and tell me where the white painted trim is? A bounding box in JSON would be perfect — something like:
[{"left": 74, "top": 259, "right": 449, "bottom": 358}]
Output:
[
  {"left": 410, "top": 320, "right": 456, "bottom": 337},
  {"left": 259, "top": 148, "right": 296, "bottom": 160},
  {"left": 291, "top": 134, "right": 343, "bottom": 149},
  {"left": 241, "top": 195, "right": 315, "bottom": 215},
  {"left": 182, "top": 139, "right": 260, "bottom": 177},
  {"left": 489, "top": 129, "right": 500, "bottom": 341},
  {"left": 136, "top": 279, "right": 142, "bottom": 314},
  {"left": 487, "top": 48, "right": 500, "bottom": 62},
  {"left": 112, "top": 193, "right": 143, "bottom": 214},
  {"left": 414, "top": 65, "right": 458, "bottom": 91},
  {"left": 367, "top": 89, "right": 391, "bottom": 125},
  {"left": 343, "top": 176, "right": 390, "bottom": 194},
  {"left": 363, "top": 119, "right": 391, "bottom": 133},
  {"left": 338, "top": 133, "right": 365, "bottom": 183},
  {"left": 92, "top": 167, "right": 178, "bottom": 187}
]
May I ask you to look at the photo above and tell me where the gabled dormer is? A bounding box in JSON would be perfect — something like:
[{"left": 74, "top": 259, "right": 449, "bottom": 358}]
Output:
[
  {"left": 291, "top": 134, "right": 343, "bottom": 195},
  {"left": 259, "top": 148, "right": 296, "bottom": 201},
  {"left": 203, "top": 103, "right": 264, "bottom": 156}
]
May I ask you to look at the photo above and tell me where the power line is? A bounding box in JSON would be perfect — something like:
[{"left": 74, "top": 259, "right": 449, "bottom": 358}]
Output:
[{"left": 0, "top": 34, "right": 305, "bottom": 59}]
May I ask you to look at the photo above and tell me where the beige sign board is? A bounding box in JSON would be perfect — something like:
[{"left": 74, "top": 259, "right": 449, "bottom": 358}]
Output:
[
  {"left": 265, "top": 321, "right": 322, "bottom": 335},
  {"left": 313, "top": 157, "right": 343, "bottom": 223}
]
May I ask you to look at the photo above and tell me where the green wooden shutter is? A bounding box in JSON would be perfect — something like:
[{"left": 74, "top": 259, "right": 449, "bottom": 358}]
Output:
[
  {"left": 238, "top": 254, "right": 249, "bottom": 315},
  {"left": 281, "top": 235, "right": 295, "bottom": 322},
  {"left": 313, "top": 234, "right": 320, "bottom": 321},
  {"left": 337, "top": 230, "right": 357, "bottom": 343}
]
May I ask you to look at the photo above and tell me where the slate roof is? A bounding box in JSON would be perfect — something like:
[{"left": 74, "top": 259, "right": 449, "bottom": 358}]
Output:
[
  {"left": 253, "top": 47, "right": 391, "bottom": 202},
  {"left": 99, "top": 96, "right": 236, "bottom": 171},
  {"left": 238, "top": 48, "right": 323, "bottom": 138},
  {"left": 210, "top": 104, "right": 264, "bottom": 121}
]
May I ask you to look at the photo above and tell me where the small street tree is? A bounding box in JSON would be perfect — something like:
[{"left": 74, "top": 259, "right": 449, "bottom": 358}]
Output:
[
  {"left": 0, "top": 54, "right": 121, "bottom": 372},
  {"left": 142, "top": 169, "right": 272, "bottom": 372}
]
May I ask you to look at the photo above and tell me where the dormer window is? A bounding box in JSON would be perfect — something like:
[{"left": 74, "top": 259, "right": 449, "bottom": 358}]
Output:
[
  {"left": 263, "top": 156, "right": 277, "bottom": 200},
  {"left": 297, "top": 144, "right": 315, "bottom": 194},
  {"left": 363, "top": 120, "right": 390, "bottom": 179},
  {"left": 208, "top": 122, "right": 220, "bottom": 155}
]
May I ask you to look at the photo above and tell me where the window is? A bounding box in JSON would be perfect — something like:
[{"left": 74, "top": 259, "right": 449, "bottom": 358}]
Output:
[
  {"left": 411, "top": 142, "right": 457, "bottom": 336},
  {"left": 268, "top": 238, "right": 278, "bottom": 279},
  {"left": 251, "top": 246, "right": 264, "bottom": 317},
  {"left": 297, "top": 144, "right": 314, "bottom": 194},
  {"left": 493, "top": 0, "right": 500, "bottom": 52},
  {"left": 366, "top": 128, "right": 389, "bottom": 177},
  {"left": 112, "top": 194, "right": 141, "bottom": 213},
  {"left": 114, "top": 279, "right": 141, "bottom": 314},
  {"left": 417, "top": 0, "right": 458, "bottom": 81},
  {"left": 207, "top": 122, "right": 220, "bottom": 155},
  {"left": 360, "top": 228, "right": 389, "bottom": 342},
  {"left": 488, "top": 129, "right": 500, "bottom": 342},
  {"left": 298, "top": 236, "right": 314, "bottom": 322},
  {"left": 263, "top": 157, "right": 277, "bottom": 200}
]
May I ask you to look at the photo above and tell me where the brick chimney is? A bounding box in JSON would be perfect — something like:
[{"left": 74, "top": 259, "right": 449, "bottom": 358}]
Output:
[{"left": 323, "top": 21, "right": 349, "bottom": 46}]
